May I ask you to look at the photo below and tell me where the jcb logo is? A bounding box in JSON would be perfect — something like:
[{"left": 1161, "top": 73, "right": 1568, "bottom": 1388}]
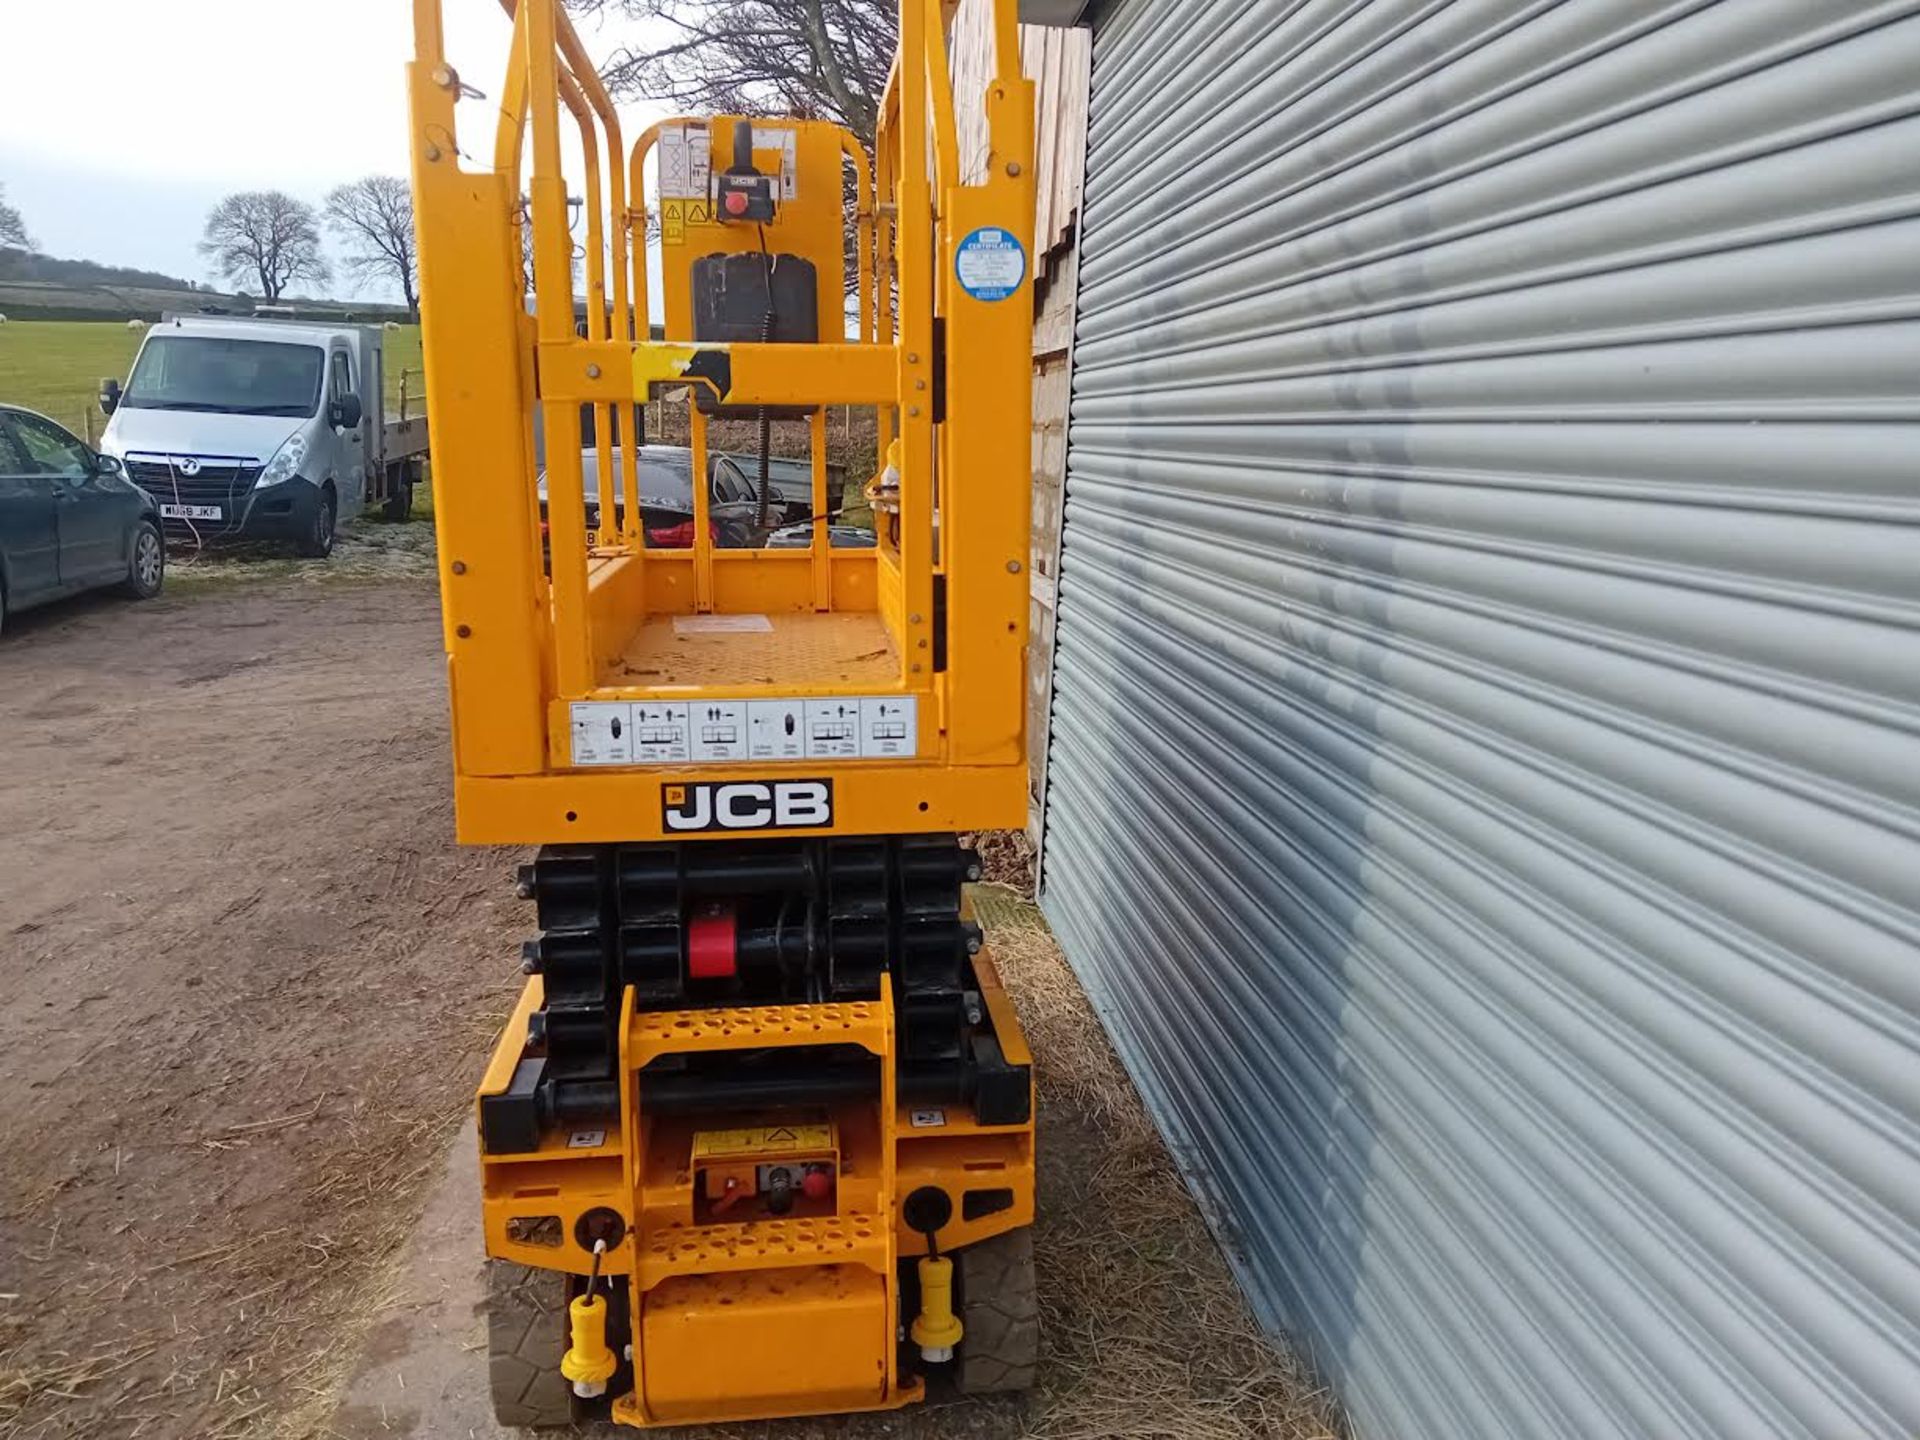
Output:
[{"left": 662, "top": 779, "right": 834, "bottom": 833}]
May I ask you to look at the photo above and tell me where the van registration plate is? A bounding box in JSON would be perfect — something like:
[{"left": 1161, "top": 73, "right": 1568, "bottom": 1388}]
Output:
[{"left": 160, "top": 504, "right": 223, "bottom": 521}]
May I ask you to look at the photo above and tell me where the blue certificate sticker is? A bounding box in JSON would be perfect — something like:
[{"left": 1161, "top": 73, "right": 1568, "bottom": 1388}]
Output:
[{"left": 955, "top": 227, "right": 1027, "bottom": 302}]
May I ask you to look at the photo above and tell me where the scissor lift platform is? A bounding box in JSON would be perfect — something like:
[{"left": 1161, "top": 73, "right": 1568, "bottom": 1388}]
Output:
[{"left": 406, "top": 0, "right": 1040, "bottom": 1423}]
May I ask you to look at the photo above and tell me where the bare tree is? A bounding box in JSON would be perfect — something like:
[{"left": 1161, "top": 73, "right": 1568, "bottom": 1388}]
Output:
[
  {"left": 567, "top": 0, "right": 897, "bottom": 144},
  {"left": 0, "top": 183, "right": 32, "bottom": 251},
  {"left": 325, "top": 176, "right": 419, "bottom": 318},
  {"left": 200, "top": 191, "right": 329, "bottom": 303}
]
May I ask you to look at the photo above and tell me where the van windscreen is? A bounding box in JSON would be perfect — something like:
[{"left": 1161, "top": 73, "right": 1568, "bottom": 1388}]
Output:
[{"left": 121, "top": 336, "right": 326, "bottom": 418}]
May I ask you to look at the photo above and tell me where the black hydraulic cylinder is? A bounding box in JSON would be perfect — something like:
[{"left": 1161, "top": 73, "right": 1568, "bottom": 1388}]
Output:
[
  {"left": 550, "top": 1080, "right": 620, "bottom": 1124},
  {"left": 679, "top": 848, "right": 815, "bottom": 893},
  {"left": 641, "top": 1062, "right": 878, "bottom": 1115}
]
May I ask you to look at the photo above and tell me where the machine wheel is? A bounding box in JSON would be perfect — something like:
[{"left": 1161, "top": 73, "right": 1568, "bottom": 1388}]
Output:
[
  {"left": 956, "top": 1228, "right": 1040, "bottom": 1394},
  {"left": 297, "top": 487, "right": 337, "bottom": 559},
  {"left": 120, "top": 521, "right": 165, "bottom": 599},
  {"left": 487, "top": 1260, "right": 582, "bottom": 1429},
  {"left": 383, "top": 462, "right": 414, "bottom": 521}
]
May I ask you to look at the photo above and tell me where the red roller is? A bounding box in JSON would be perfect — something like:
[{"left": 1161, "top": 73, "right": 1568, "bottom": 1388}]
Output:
[{"left": 687, "top": 904, "right": 738, "bottom": 980}]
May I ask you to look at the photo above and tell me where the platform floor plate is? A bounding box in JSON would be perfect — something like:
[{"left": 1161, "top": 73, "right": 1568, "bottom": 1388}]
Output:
[{"left": 607, "top": 611, "right": 899, "bottom": 689}]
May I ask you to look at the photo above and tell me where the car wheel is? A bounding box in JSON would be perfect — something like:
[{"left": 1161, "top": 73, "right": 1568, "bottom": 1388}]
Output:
[
  {"left": 120, "top": 521, "right": 165, "bottom": 599},
  {"left": 297, "top": 487, "right": 337, "bottom": 559}
]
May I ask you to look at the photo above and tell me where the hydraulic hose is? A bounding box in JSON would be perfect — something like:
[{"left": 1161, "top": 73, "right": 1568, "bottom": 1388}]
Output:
[{"left": 755, "top": 223, "right": 777, "bottom": 533}]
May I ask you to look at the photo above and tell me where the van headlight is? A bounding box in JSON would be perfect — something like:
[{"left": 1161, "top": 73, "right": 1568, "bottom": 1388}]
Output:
[{"left": 256, "top": 433, "right": 309, "bottom": 489}]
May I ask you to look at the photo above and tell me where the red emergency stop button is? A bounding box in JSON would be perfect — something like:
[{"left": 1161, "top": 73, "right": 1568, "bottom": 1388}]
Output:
[
  {"left": 724, "top": 190, "right": 749, "bottom": 216},
  {"left": 802, "top": 1165, "right": 834, "bottom": 1201}
]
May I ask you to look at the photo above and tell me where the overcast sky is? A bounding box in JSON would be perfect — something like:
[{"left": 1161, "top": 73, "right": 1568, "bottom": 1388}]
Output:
[{"left": 0, "top": 0, "right": 668, "bottom": 302}]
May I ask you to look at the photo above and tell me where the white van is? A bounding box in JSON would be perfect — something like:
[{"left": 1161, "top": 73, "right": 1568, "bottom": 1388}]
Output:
[{"left": 98, "top": 316, "right": 426, "bottom": 557}]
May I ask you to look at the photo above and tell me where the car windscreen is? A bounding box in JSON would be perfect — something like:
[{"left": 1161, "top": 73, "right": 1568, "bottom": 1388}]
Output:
[
  {"left": 121, "top": 336, "right": 325, "bottom": 418},
  {"left": 541, "top": 453, "right": 714, "bottom": 514},
  {"left": 586, "top": 451, "right": 693, "bottom": 504}
]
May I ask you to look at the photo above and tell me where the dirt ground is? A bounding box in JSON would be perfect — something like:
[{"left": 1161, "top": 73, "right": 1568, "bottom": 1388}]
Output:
[{"left": 0, "top": 531, "right": 1339, "bottom": 1440}]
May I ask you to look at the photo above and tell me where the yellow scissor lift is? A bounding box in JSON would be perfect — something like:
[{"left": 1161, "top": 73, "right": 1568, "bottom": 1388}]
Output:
[{"left": 408, "top": 0, "right": 1040, "bottom": 1426}]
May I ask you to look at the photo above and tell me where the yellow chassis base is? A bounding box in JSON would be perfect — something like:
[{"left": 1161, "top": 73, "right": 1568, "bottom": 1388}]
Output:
[{"left": 477, "top": 948, "right": 1036, "bottom": 1427}]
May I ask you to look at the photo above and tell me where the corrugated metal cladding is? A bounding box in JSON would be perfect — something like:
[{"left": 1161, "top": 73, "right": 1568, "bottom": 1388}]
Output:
[{"left": 1039, "top": 3, "right": 1920, "bottom": 1439}]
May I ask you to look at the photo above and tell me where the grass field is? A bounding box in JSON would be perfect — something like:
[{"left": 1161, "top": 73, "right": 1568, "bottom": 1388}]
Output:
[
  {"left": 0, "top": 319, "right": 424, "bottom": 444},
  {"left": 0, "top": 321, "right": 142, "bottom": 439}
]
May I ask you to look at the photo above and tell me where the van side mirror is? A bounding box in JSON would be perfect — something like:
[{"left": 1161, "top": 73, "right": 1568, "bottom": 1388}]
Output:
[
  {"left": 330, "top": 392, "right": 363, "bottom": 429},
  {"left": 99, "top": 377, "right": 122, "bottom": 416}
]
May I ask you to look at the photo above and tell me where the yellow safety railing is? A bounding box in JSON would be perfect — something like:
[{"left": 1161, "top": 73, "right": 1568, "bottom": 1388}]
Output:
[{"left": 410, "top": 0, "right": 1032, "bottom": 791}]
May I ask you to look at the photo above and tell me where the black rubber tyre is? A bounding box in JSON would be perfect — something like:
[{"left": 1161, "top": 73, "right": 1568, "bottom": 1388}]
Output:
[
  {"left": 383, "top": 463, "right": 414, "bottom": 521},
  {"left": 296, "top": 487, "right": 337, "bottom": 559},
  {"left": 956, "top": 1227, "right": 1040, "bottom": 1394},
  {"left": 487, "top": 1260, "right": 582, "bottom": 1429},
  {"left": 120, "top": 521, "right": 165, "bottom": 599}
]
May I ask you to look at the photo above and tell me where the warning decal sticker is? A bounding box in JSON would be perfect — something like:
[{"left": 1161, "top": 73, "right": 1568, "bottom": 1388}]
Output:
[
  {"left": 661, "top": 196, "right": 716, "bottom": 245},
  {"left": 693, "top": 1124, "right": 832, "bottom": 1158}
]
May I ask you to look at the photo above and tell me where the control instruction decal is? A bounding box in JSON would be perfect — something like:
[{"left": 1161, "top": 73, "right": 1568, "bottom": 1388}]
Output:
[{"left": 570, "top": 695, "right": 917, "bottom": 766}]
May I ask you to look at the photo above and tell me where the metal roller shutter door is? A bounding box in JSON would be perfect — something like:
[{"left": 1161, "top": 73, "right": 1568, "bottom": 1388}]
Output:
[{"left": 1039, "top": 3, "right": 1920, "bottom": 1438}]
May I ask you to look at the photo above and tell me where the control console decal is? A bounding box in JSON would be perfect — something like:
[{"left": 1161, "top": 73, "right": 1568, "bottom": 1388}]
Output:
[{"left": 571, "top": 695, "right": 917, "bottom": 767}]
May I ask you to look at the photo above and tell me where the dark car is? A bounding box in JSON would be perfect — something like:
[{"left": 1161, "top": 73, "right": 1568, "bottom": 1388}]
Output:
[
  {"left": 536, "top": 444, "right": 767, "bottom": 549},
  {"left": 0, "top": 404, "right": 164, "bottom": 637},
  {"left": 712, "top": 450, "right": 845, "bottom": 524}
]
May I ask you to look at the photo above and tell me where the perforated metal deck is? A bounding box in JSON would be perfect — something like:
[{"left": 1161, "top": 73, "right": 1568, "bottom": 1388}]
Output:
[
  {"left": 638, "top": 1213, "right": 889, "bottom": 1284},
  {"left": 627, "top": 1000, "right": 891, "bottom": 1067}
]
